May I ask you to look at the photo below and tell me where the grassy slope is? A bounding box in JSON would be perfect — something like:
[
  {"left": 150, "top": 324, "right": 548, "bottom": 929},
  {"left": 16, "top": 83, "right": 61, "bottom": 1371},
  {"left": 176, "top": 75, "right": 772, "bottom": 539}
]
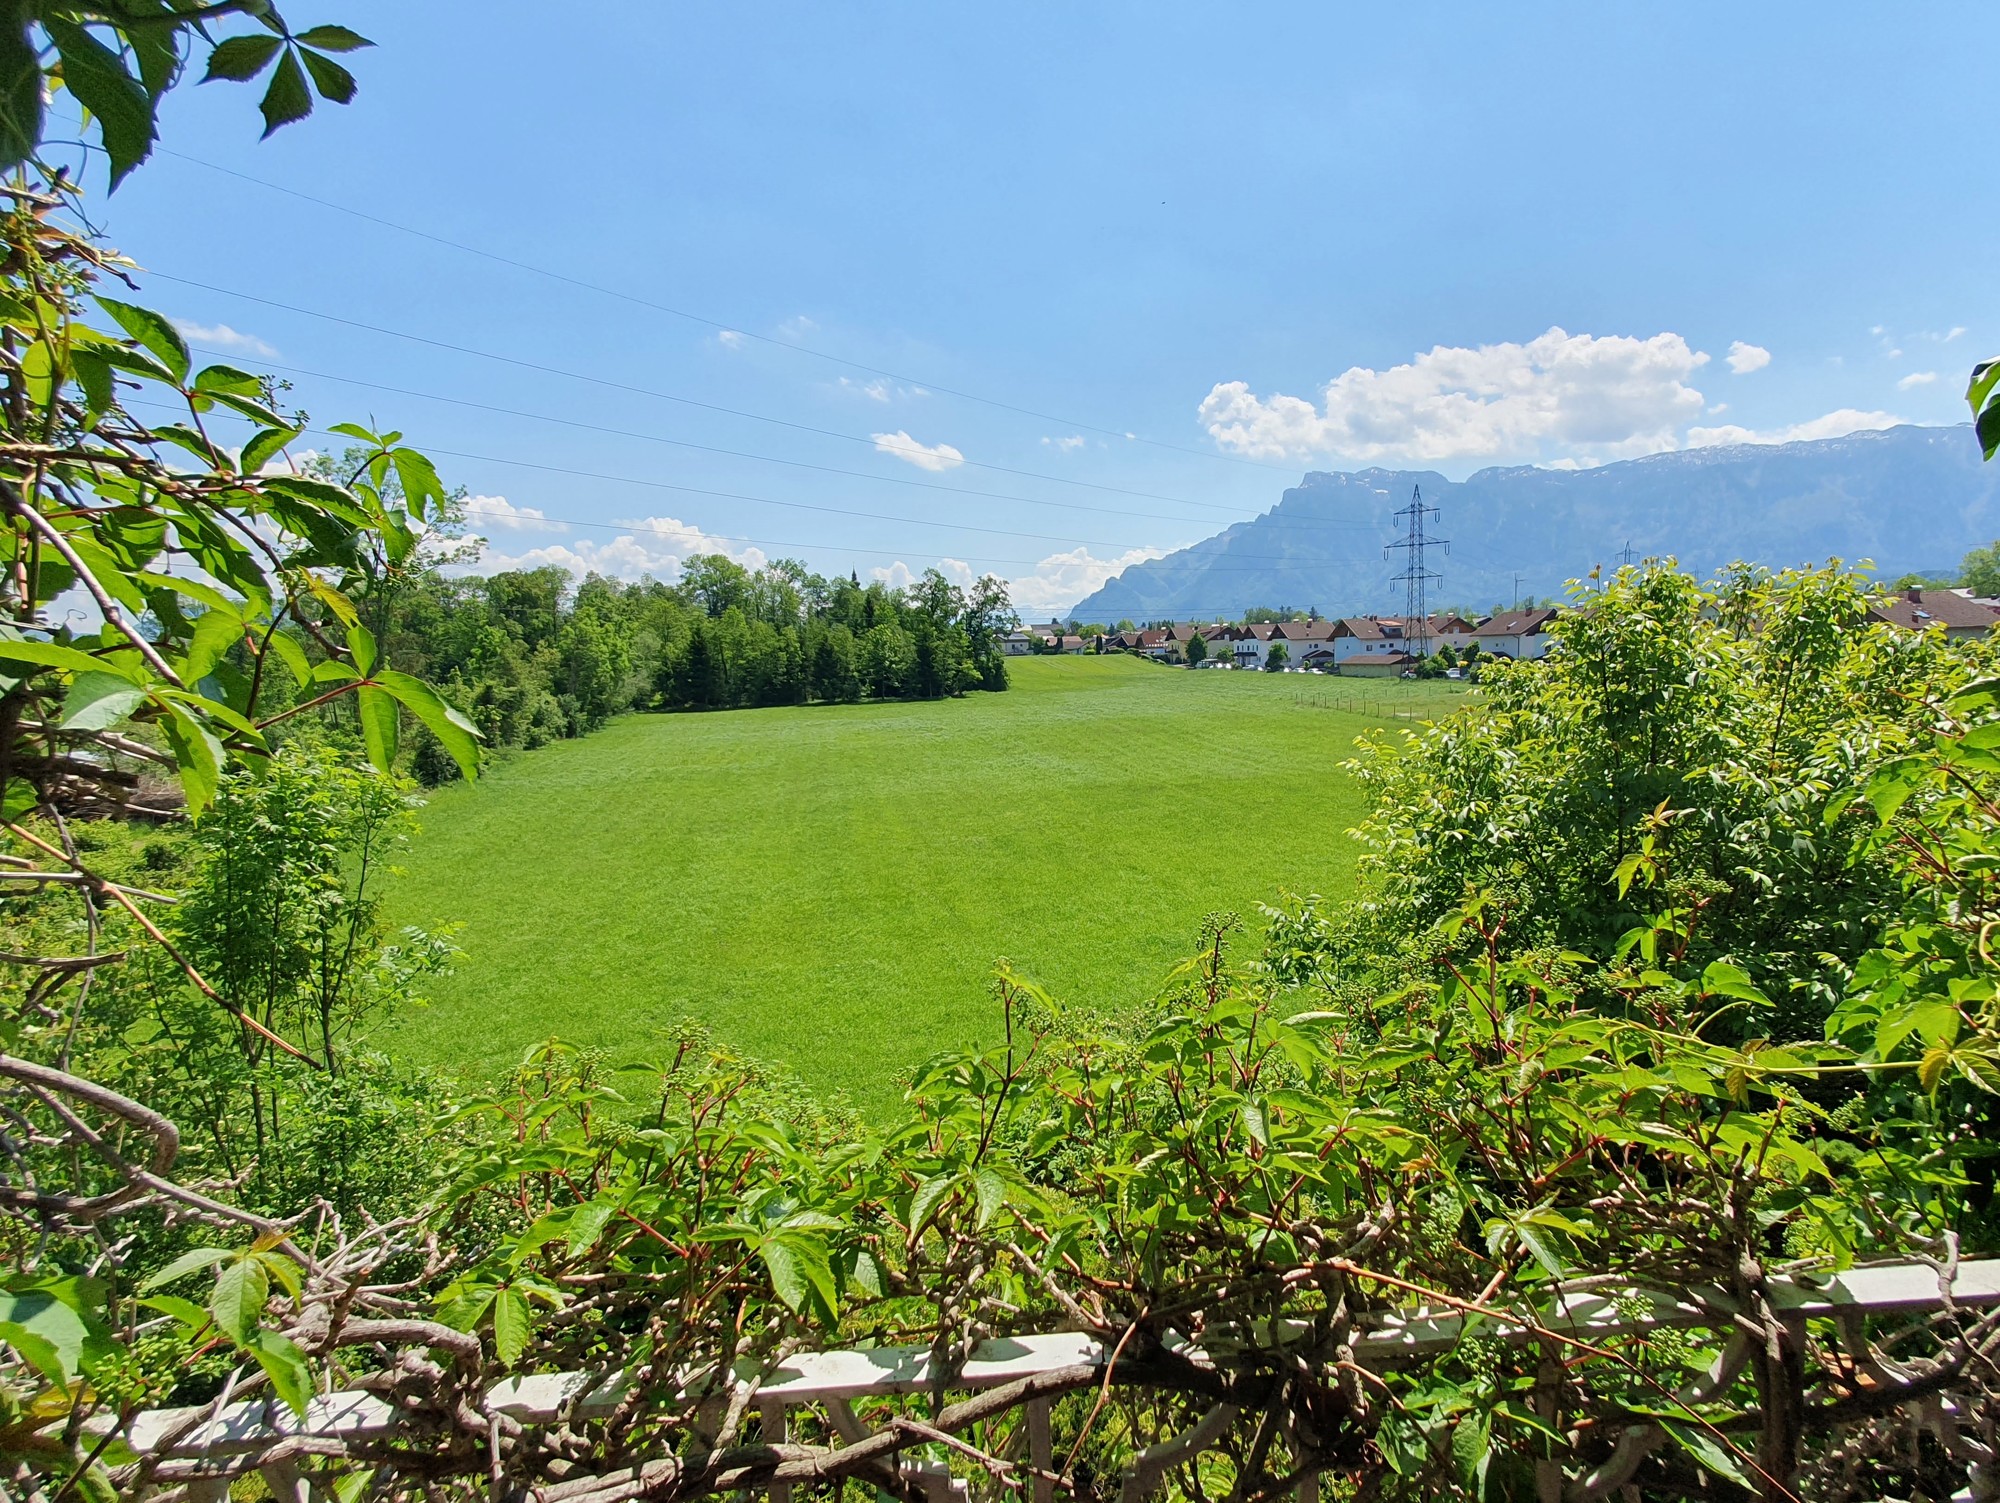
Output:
[{"left": 379, "top": 658, "right": 1462, "bottom": 1111}]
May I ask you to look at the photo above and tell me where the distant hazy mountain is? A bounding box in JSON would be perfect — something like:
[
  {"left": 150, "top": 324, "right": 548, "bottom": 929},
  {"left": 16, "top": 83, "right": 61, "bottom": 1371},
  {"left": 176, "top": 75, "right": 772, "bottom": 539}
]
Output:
[{"left": 1071, "top": 425, "right": 2000, "bottom": 623}]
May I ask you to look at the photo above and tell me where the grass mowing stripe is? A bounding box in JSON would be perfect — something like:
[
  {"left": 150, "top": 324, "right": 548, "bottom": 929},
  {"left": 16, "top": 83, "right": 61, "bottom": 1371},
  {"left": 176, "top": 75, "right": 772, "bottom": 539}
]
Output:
[{"left": 378, "top": 657, "right": 1467, "bottom": 1113}]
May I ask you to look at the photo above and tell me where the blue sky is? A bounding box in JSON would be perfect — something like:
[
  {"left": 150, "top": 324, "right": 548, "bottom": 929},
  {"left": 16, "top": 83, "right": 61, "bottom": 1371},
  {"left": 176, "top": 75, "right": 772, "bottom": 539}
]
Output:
[{"left": 86, "top": 3, "right": 2000, "bottom": 614}]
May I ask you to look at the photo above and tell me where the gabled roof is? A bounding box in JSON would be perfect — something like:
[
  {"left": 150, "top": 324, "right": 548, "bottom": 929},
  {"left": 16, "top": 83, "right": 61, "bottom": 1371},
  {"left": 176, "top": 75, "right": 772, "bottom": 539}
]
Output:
[
  {"left": 1344, "top": 650, "right": 1418, "bottom": 666},
  {"left": 1272, "top": 619, "right": 1336, "bottom": 641},
  {"left": 1869, "top": 589, "right": 2000, "bottom": 632},
  {"left": 1136, "top": 629, "right": 1167, "bottom": 646},
  {"left": 1333, "top": 617, "right": 1389, "bottom": 641},
  {"left": 1428, "top": 613, "right": 1478, "bottom": 634},
  {"left": 1473, "top": 608, "right": 1560, "bottom": 638}
]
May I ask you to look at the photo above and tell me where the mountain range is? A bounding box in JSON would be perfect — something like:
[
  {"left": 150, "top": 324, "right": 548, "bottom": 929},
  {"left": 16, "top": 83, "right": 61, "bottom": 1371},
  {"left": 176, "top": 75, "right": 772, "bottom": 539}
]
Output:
[{"left": 1071, "top": 424, "right": 2000, "bottom": 623}]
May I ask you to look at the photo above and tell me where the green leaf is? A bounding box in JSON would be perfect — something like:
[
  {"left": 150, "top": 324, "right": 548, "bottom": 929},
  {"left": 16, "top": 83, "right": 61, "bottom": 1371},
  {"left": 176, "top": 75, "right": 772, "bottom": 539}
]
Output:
[
  {"left": 192, "top": 363, "right": 263, "bottom": 398},
  {"left": 43, "top": 18, "right": 155, "bottom": 188},
  {"left": 151, "top": 423, "right": 225, "bottom": 467},
  {"left": 1661, "top": 1421, "right": 1754, "bottom": 1491},
  {"left": 1700, "top": 960, "right": 1770, "bottom": 1007},
  {"left": 0, "top": 1321, "right": 67, "bottom": 1387},
  {"left": 241, "top": 425, "right": 301, "bottom": 475},
  {"left": 760, "top": 1238, "right": 809, "bottom": 1314},
  {"left": 135, "top": 1294, "right": 212, "bottom": 1331},
  {"left": 2, "top": 777, "right": 40, "bottom": 821},
  {"left": 1955, "top": 1047, "right": 2000, "bottom": 1095},
  {"left": 389, "top": 448, "right": 446, "bottom": 518},
  {"left": 295, "top": 25, "right": 374, "bottom": 52},
  {"left": 209, "top": 1255, "right": 269, "bottom": 1345},
  {"left": 72, "top": 347, "right": 114, "bottom": 419},
  {"left": 298, "top": 48, "right": 356, "bottom": 105},
  {"left": 973, "top": 1166, "right": 1006, "bottom": 1228},
  {"left": 376, "top": 670, "right": 481, "bottom": 780},
  {"left": 247, "top": 1328, "right": 312, "bottom": 1418},
  {"left": 0, "top": 639, "right": 127, "bottom": 678},
  {"left": 346, "top": 623, "right": 378, "bottom": 677},
  {"left": 266, "top": 630, "right": 311, "bottom": 687},
  {"left": 850, "top": 1247, "right": 886, "bottom": 1298},
  {"left": 356, "top": 684, "right": 398, "bottom": 772},
  {"left": 59, "top": 671, "right": 147, "bottom": 732},
  {"left": 201, "top": 33, "right": 283, "bottom": 83},
  {"left": 908, "top": 1173, "right": 954, "bottom": 1234},
  {"left": 0, "top": 0, "right": 46, "bottom": 177},
  {"left": 491, "top": 1288, "right": 530, "bottom": 1365},
  {"left": 0, "top": 1283, "right": 98, "bottom": 1382},
  {"left": 565, "top": 1198, "right": 620, "bottom": 1257},
  {"left": 181, "top": 607, "right": 245, "bottom": 685},
  {"left": 94, "top": 298, "right": 189, "bottom": 384},
  {"left": 258, "top": 47, "right": 314, "bottom": 137},
  {"left": 158, "top": 700, "right": 224, "bottom": 817}
]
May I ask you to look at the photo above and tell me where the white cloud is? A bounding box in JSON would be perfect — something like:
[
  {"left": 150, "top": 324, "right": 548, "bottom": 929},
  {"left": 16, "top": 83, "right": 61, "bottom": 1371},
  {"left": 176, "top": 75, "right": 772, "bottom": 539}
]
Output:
[
  {"left": 173, "top": 320, "right": 277, "bottom": 359},
  {"left": 1897, "top": 371, "right": 1939, "bottom": 390},
  {"left": 872, "top": 430, "right": 965, "bottom": 471},
  {"left": 779, "top": 315, "right": 817, "bottom": 339},
  {"left": 1685, "top": 408, "right": 1901, "bottom": 449},
  {"left": 469, "top": 516, "right": 764, "bottom": 582},
  {"left": 462, "top": 495, "right": 561, "bottom": 532},
  {"left": 1041, "top": 435, "right": 1087, "bottom": 453},
  {"left": 841, "top": 377, "right": 893, "bottom": 402},
  {"left": 1706, "top": 403, "right": 1729, "bottom": 415},
  {"left": 1726, "top": 341, "right": 1771, "bottom": 374},
  {"left": 1007, "top": 546, "right": 1167, "bottom": 614},
  {"left": 1946, "top": 326, "right": 1968, "bottom": 342},
  {"left": 1887, "top": 348, "right": 1903, "bottom": 359},
  {"left": 1198, "top": 327, "right": 1710, "bottom": 464},
  {"left": 716, "top": 329, "right": 745, "bottom": 349},
  {"left": 865, "top": 546, "right": 1167, "bottom": 616}
]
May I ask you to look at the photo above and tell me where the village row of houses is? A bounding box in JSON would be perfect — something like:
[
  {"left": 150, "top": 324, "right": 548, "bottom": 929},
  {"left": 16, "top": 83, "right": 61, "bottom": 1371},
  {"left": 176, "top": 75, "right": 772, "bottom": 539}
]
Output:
[
  {"left": 1000, "top": 608, "right": 1562, "bottom": 675},
  {"left": 1000, "top": 587, "right": 2000, "bottom": 676}
]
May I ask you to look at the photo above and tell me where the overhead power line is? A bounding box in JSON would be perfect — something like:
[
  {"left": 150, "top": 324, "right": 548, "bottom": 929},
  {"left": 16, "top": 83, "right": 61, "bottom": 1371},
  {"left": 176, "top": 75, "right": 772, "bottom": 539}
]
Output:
[
  {"left": 122, "top": 397, "right": 1377, "bottom": 572},
  {"left": 157, "top": 145, "right": 1296, "bottom": 478},
  {"left": 194, "top": 344, "right": 1380, "bottom": 537},
  {"left": 148, "top": 269, "right": 1275, "bottom": 517}
]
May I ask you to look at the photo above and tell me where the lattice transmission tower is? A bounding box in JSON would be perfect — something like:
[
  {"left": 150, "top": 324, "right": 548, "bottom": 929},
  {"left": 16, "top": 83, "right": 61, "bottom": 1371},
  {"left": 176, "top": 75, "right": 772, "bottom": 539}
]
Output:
[{"left": 1385, "top": 486, "right": 1449, "bottom": 658}]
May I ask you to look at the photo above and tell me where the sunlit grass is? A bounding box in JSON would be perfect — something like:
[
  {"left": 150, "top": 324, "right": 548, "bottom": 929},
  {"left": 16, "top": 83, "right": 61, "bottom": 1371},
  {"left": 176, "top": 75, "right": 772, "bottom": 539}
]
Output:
[{"left": 379, "top": 656, "right": 1466, "bottom": 1111}]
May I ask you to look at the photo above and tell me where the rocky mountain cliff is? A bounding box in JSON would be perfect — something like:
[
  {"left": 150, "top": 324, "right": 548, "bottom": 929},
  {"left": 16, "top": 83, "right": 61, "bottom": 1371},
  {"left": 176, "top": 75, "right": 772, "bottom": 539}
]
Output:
[{"left": 1072, "top": 424, "right": 2000, "bottom": 621}]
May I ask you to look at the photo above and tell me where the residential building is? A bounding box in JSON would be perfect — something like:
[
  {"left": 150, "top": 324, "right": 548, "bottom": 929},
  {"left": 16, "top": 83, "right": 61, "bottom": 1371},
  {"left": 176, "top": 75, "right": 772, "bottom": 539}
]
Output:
[
  {"left": 1471, "top": 607, "right": 1560, "bottom": 660},
  {"left": 1000, "top": 629, "right": 1035, "bottom": 657},
  {"left": 1230, "top": 622, "right": 1278, "bottom": 669},
  {"left": 1342, "top": 650, "right": 1420, "bottom": 678},
  {"left": 1868, "top": 588, "right": 2000, "bottom": 642}
]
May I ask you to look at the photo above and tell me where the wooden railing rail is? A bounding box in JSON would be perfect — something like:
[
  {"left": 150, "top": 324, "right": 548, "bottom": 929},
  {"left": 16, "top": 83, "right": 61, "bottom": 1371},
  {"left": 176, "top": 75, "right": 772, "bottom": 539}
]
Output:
[{"left": 112, "top": 1257, "right": 2000, "bottom": 1502}]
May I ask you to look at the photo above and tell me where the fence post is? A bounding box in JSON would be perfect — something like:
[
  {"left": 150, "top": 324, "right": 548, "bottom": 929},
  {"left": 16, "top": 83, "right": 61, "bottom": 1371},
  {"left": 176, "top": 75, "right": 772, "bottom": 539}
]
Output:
[
  {"left": 762, "top": 1399, "right": 793, "bottom": 1503},
  {"left": 1027, "top": 1397, "right": 1054, "bottom": 1503}
]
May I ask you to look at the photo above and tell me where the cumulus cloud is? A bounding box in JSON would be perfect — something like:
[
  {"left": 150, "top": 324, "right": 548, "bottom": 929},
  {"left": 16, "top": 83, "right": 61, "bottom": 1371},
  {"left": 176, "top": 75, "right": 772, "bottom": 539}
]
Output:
[
  {"left": 471, "top": 516, "right": 764, "bottom": 582},
  {"left": 872, "top": 430, "right": 965, "bottom": 471},
  {"left": 1041, "top": 435, "right": 1086, "bottom": 453},
  {"left": 1898, "top": 371, "right": 1939, "bottom": 390},
  {"left": 174, "top": 320, "right": 277, "bottom": 359},
  {"left": 462, "top": 495, "right": 561, "bottom": 532},
  {"left": 1726, "top": 341, "right": 1771, "bottom": 374},
  {"left": 715, "top": 329, "right": 745, "bottom": 350},
  {"left": 1685, "top": 408, "right": 1901, "bottom": 449},
  {"left": 865, "top": 546, "right": 1167, "bottom": 617},
  {"left": 1198, "top": 327, "right": 1710, "bottom": 464}
]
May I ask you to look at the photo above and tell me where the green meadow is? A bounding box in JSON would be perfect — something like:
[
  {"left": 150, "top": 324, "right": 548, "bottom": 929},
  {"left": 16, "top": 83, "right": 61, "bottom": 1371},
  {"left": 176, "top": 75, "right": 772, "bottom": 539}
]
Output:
[{"left": 379, "top": 657, "right": 1465, "bottom": 1110}]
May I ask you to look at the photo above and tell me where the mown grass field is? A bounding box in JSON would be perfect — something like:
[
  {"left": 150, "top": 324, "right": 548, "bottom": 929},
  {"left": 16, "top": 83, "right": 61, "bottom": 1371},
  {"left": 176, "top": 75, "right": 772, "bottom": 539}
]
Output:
[{"left": 379, "top": 658, "right": 1467, "bottom": 1111}]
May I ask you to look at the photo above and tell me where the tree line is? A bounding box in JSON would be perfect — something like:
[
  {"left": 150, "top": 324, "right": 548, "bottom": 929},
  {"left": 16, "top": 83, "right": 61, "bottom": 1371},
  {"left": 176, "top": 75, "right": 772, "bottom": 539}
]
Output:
[{"left": 352, "top": 525, "right": 1016, "bottom": 783}]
